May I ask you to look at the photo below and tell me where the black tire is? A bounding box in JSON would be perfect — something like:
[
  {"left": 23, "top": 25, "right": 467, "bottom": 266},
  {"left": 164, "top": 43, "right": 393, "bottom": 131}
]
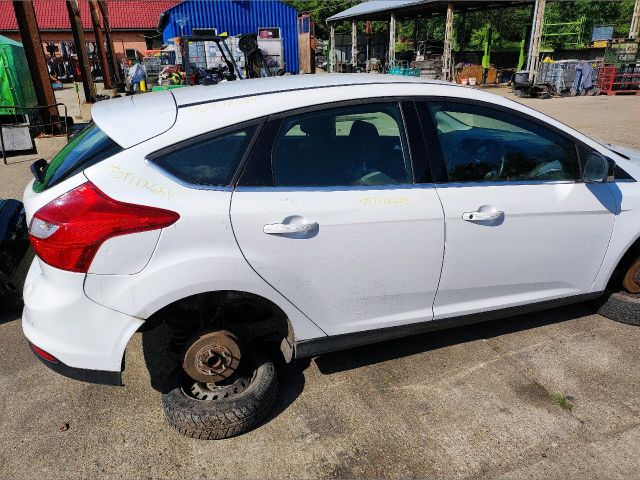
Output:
[
  {"left": 595, "top": 290, "right": 640, "bottom": 326},
  {"left": 162, "top": 348, "right": 277, "bottom": 440}
]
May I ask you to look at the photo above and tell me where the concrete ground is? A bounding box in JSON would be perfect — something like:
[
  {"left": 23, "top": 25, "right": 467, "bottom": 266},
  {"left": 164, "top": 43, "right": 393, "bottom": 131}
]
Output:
[{"left": 1, "top": 87, "right": 640, "bottom": 479}]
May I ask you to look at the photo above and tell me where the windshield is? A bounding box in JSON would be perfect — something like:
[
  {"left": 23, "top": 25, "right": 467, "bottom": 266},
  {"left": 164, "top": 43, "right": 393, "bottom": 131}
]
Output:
[{"left": 33, "top": 123, "right": 123, "bottom": 192}]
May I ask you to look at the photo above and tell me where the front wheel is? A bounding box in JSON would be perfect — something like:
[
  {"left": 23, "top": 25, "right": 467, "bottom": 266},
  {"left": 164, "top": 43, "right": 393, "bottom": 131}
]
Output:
[{"left": 162, "top": 346, "right": 278, "bottom": 440}]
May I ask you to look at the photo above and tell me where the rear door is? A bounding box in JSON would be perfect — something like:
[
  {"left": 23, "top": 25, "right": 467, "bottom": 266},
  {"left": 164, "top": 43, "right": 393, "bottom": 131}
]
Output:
[
  {"left": 230, "top": 100, "right": 445, "bottom": 335},
  {"left": 416, "top": 99, "right": 616, "bottom": 319}
]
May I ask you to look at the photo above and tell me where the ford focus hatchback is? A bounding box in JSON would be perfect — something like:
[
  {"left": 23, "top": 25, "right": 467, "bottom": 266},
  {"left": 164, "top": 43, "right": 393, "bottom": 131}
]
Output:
[{"left": 22, "top": 75, "right": 640, "bottom": 439}]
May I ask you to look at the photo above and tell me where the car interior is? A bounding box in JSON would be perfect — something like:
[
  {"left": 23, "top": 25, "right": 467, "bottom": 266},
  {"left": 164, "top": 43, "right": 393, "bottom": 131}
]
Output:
[
  {"left": 433, "top": 109, "right": 580, "bottom": 183},
  {"left": 271, "top": 109, "right": 411, "bottom": 187}
]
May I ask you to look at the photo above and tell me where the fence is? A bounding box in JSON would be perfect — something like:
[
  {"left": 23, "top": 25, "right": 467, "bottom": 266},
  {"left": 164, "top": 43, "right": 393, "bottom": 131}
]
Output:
[{"left": 0, "top": 103, "right": 68, "bottom": 165}]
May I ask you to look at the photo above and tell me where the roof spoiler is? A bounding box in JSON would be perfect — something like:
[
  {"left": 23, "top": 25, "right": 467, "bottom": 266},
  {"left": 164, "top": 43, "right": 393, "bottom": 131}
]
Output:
[{"left": 91, "top": 91, "right": 178, "bottom": 149}]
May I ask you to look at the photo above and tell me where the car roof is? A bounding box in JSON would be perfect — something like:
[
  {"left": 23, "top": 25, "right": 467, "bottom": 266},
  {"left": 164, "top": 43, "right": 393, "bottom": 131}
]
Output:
[
  {"left": 169, "top": 74, "right": 449, "bottom": 107},
  {"left": 92, "top": 74, "right": 605, "bottom": 158}
]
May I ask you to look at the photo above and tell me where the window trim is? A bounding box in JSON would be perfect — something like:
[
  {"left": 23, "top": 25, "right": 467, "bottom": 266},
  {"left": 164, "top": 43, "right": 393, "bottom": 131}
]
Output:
[
  {"left": 414, "top": 96, "right": 587, "bottom": 185},
  {"left": 145, "top": 117, "right": 266, "bottom": 190},
  {"left": 236, "top": 97, "right": 422, "bottom": 188}
]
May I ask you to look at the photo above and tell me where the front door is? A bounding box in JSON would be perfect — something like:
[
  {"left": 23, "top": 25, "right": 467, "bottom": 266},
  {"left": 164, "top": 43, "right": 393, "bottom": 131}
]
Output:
[
  {"left": 231, "top": 101, "right": 445, "bottom": 335},
  {"left": 418, "top": 100, "right": 616, "bottom": 319}
]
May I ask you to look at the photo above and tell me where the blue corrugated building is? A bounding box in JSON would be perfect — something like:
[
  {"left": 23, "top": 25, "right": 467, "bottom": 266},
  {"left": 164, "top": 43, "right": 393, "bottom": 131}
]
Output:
[{"left": 159, "top": 0, "right": 299, "bottom": 73}]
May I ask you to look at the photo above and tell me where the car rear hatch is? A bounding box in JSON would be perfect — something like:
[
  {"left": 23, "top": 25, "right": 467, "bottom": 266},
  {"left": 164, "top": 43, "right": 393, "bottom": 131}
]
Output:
[{"left": 23, "top": 90, "right": 178, "bottom": 222}]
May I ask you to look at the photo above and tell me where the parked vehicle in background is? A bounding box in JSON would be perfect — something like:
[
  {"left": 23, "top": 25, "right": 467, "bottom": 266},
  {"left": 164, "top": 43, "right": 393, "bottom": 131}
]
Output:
[{"left": 20, "top": 75, "right": 640, "bottom": 440}]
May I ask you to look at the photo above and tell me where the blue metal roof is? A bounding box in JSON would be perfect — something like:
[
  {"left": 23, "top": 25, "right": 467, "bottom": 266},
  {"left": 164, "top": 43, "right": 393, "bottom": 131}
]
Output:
[{"left": 161, "top": 0, "right": 299, "bottom": 73}]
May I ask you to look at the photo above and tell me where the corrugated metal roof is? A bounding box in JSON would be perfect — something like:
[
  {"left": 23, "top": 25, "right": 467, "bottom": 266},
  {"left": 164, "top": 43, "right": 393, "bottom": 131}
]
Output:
[
  {"left": 161, "top": 0, "right": 299, "bottom": 73},
  {"left": 327, "top": 0, "right": 532, "bottom": 22},
  {"left": 327, "top": 0, "right": 428, "bottom": 22},
  {"left": 0, "top": 0, "right": 179, "bottom": 31}
]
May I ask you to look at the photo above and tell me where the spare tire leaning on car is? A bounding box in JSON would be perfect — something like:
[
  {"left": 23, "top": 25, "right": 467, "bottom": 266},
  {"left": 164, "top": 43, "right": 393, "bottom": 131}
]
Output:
[
  {"left": 595, "top": 290, "right": 640, "bottom": 326},
  {"left": 595, "top": 254, "right": 640, "bottom": 326},
  {"left": 162, "top": 347, "right": 278, "bottom": 440}
]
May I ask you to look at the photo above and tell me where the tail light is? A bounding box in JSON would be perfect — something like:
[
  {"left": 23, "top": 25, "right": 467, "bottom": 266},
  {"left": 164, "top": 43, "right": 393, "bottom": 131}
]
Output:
[{"left": 29, "top": 182, "right": 179, "bottom": 273}]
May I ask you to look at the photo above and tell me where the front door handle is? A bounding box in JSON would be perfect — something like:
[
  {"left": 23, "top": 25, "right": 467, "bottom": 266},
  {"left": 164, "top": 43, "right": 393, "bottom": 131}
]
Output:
[
  {"left": 263, "top": 222, "right": 319, "bottom": 235},
  {"left": 462, "top": 210, "right": 504, "bottom": 222}
]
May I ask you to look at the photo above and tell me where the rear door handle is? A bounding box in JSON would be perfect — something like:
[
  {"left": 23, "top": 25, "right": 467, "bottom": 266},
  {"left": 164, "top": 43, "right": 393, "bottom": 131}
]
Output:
[
  {"left": 263, "top": 222, "right": 319, "bottom": 235},
  {"left": 462, "top": 210, "right": 504, "bottom": 222}
]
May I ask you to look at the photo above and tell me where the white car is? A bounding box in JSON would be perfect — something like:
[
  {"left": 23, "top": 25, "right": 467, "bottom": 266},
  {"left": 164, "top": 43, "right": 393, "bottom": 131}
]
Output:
[{"left": 21, "top": 74, "right": 640, "bottom": 439}]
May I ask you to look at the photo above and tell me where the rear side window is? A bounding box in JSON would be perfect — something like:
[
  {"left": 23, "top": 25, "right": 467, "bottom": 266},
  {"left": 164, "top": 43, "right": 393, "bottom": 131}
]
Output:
[
  {"left": 34, "top": 123, "right": 122, "bottom": 192},
  {"left": 150, "top": 126, "right": 257, "bottom": 187},
  {"left": 271, "top": 103, "right": 412, "bottom": 187}
]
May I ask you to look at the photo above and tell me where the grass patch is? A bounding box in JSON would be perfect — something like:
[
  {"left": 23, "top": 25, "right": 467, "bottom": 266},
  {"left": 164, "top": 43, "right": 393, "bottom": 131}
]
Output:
[{"left": 549, "top": 392, "right": 574, "bottom": 412}]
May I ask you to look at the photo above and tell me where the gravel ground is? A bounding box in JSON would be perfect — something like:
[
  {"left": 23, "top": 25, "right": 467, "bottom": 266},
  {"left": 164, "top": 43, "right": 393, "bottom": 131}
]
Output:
[{"left": 1, "top": 86, "right": 639, "bottom": 479}]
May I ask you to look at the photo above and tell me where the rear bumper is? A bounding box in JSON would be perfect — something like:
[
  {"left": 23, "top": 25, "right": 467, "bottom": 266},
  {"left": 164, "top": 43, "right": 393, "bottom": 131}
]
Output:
[
  {"left": 28, "top": 341, "right": 122, "bottom": 385},
  {"left": 22, "top": 258, "right": 143, "bottom": 375}
]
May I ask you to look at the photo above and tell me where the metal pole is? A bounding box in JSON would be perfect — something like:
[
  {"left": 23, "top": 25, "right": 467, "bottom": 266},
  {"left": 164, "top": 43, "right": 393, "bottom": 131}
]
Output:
[
  {"left": 351, "top": 20, "right": 358, "bottom": 69},
  {"left": 389, "top": 11, "right": 396, "bottom": 67},
  {"left": 630, "top": 0, "right": 640, "bottom": 39},
  {"left": 442, "top": 3, "right": 454, "bottom": 81},
  {"left": 528, "top": 0, "right": 546, "bottom": 82},
  {"left": 97, "top": 0, "right": 121, "bottom": 82},
  {"left": 88, "top": 0, "right": 112, "bottom": 90},
  {"left": 12, "top": 1, "right": 60, "bottom": 133},
  {"left": 525, "top": 0, "right": 538, "bottom": 72},
  {"left": 330, "top": 23, "right": 336, "bottom": 73},
  {"left": 66, "top": 0, "right": 96, "bottom": 103}
]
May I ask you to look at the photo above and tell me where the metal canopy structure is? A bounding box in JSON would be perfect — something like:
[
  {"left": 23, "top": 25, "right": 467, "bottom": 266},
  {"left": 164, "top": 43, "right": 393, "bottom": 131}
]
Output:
[
  {"left": 326, "top": 0, "right": 526, "bottom": 22},
  {"left": 326, "top": 0, "right": 531, "bottom": 79}
]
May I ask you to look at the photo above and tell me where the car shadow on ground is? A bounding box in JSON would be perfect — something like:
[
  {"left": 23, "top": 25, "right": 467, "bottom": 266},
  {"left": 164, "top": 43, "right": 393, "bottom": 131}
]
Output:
[
  {"left": 0, "top": 303, "right": 21, "bottom": 324},
  {"left": 313, "top": 303, "right": 594, "bottom": 375},
  {"left": 140, "top": 302, "right": 593, "bottom": 425}
]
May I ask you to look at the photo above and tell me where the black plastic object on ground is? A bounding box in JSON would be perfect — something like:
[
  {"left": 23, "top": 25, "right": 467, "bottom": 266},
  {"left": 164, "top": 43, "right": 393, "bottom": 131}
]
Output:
[{"left": 0, "top": 198, "right": 30, "bottom": 309}]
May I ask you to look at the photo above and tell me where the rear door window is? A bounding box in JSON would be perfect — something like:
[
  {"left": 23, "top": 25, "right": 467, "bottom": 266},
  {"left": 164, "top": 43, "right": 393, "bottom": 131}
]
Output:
[
  {"left": 271, "top": 103, "right": 412, "bottom": 187},
  {"left": 34, "top": 123, "right": 123, "bottom": 192}
]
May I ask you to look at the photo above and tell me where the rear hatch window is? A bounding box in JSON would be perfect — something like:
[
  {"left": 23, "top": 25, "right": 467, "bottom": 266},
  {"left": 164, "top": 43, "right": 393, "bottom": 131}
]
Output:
[{"left": 33, "top": 123, "right": 123, "bottom": 192}]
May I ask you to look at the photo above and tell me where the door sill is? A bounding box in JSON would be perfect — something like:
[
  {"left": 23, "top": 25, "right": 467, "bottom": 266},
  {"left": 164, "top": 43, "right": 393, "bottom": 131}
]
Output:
[{"left": 294, "top": 292, "right": 602, "bottom": 358}]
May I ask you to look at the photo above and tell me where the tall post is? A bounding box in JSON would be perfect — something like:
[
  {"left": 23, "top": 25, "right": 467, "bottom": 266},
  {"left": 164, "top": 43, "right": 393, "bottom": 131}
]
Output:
[
  {"left": 528, "top": 0, "right": 546, "bottom": 82},
  {"left": 88, "top": 0, "right": 112, "bottom": 89},
  {"left": 442, "top": 3, "right": 454, "bottom": 81},
  {"left": 329, "top": 22, "right": 336, "bottom": 73},
  {"left": 630, "top": 0, "right": 640, "bottom": 39},
  {"left": 12, "top": 1, "right": 60, "bottom": 131},
  {"left": 389, "top": 11, "right": 396, "bottom": 67},
  {"left": 525, "top": 0, "right": 538, "bottom": 72},
  {"left": 97, "top": 0, "right": 121, "bottom": 82},
  {"left": 459, "top": 10, "right": 466, "bottom": 58},
  {"left": 351, "top": 20, "right": 358, "bottom": 69},
  {"left": 66, "top": 0, "right": 96, "bottom": 102}
]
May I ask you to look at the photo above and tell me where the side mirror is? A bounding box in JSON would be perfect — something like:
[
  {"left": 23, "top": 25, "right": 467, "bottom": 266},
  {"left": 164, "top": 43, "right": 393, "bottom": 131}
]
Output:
[{"left": 584, "top": 152, "right": 614, "bottom": 183}]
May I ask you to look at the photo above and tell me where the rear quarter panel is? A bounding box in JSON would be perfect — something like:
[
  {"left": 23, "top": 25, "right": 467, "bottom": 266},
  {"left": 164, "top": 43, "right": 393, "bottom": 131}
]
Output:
[{"left": 82, "top": 139, "right": 326, "bottom": 341}]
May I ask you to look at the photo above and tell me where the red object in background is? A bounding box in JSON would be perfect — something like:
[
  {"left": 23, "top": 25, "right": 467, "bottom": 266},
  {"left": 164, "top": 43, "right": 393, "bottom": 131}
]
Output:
[
  {"left": 0, "top": 0, "right": 179, "bottom": 31},
  {"left": 597, "top": 65, "right": 640, "bottom": 95}
]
